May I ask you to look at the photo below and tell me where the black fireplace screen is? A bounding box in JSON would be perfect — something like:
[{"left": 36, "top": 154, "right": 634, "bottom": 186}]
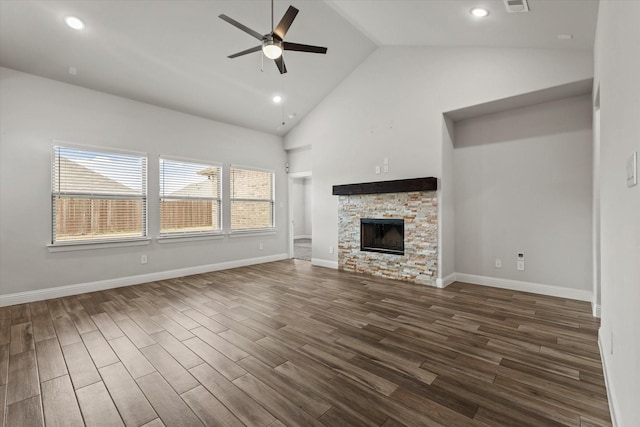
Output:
[{"left": 360, "top": 218, "right": 404, "bottom": 255}]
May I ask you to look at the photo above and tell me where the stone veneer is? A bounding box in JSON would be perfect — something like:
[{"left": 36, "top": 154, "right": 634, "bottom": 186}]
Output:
[{"left": 338, "top": 191, "right": 438, "bottom": 285}]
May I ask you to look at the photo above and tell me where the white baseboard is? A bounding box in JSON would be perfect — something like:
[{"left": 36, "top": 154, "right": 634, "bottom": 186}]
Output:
[
  {"left": 592, "top": 302, "right": 601, "bottom": 318},
  {"left": 598, "top": 332, "right": 619, "bottom": 427},
  {"left": 0, "top": 253, "right": 289, "bottom": 307},
  {"left": 293, "top": 235, "right": 312, "bottom": 240},
  {"left": 436, "top": 273, "right": 457, "bottom": 288},
  {"left": 454, "top": 273, "right": 592, "bottom": 302},
  {"left": 311, "top": 258, "right": 339, "bottom": 269}
]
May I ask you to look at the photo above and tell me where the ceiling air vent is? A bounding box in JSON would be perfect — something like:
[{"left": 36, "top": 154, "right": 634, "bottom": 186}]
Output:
[{"left": 503, "top": 0, "right": 530, "bottom": 13}]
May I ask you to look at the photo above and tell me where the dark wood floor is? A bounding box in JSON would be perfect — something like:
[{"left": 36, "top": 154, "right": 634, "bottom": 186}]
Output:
[{"left": 0, "top": 260, "right": 611, "bottom": 426}]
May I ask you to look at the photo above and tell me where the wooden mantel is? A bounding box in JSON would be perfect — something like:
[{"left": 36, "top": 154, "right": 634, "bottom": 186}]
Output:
[{"left": 332, "top": 177, "right": 437, "bottom": 196}]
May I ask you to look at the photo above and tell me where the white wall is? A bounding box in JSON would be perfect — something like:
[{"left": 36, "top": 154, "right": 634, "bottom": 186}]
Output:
[
  {"left": 291, "top": 177, "right": 312, "bottom": 238},
  {"left": 593, "top": 2, "right": 640, "bottom": 425},
  {"left": 454, "top": 95, "right": 593, "bottom": 294},
  {"left": 593, "top": 96, "right": 602, "bottom": 315},
  {"left": 286, "top": 145, "right": 312, "bottom": 174},
  {"left": 291, "top": 179, "right": 305, "bottom": 237},
  {"left": 303, "top": 178, "right": 313, "bottom": 236},
  {"left": 440, "top": 117, "right": 456, "bottom": 284},
  {"left": 285, "top": 47, "right": 593, "bottom": 275},
  {"left": 0, "top": 67, "right": 288, "bottom": 300}
]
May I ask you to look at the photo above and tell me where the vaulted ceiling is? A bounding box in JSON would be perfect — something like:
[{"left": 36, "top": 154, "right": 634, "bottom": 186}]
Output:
[{"left": 0, "top": 0, "right": 599, "bottom": 136}]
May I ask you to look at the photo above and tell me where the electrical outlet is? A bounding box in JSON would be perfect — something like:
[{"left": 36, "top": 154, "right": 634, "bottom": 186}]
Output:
[
  {"left": 375, "top": 165, "right": 381, "bottom": 174},
  {"left": 140, "top": 255, "right": 147, "bottom": 264},
  {"left": 259, "top": 242, "right": 264, "bottom": 250},
  {"left": 329, "top": 246, "right": 334, "bottom": 254},
  {"left": 383, "top": 164, "right": 389, "bottom": 173},
  {"left": 517, "top": 260, "right": 525, "bottom": 271},
  {"left": 495, "top": 258, "right": 502, "bottom": 268}
]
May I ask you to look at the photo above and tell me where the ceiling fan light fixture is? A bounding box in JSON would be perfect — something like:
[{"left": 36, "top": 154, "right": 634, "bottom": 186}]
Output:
[{"left": 262, "top": 38, "right": 283, "bottom": 59}]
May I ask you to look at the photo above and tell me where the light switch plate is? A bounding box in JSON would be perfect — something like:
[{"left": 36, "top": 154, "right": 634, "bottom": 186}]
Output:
[{"left": 627, "top": 152, "right": 637, "bottom": 187}]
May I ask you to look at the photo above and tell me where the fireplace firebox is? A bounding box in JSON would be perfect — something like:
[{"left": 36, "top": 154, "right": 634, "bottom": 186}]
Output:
[{"left": 360, "top": 218, "right": 404, "bottom": 255}]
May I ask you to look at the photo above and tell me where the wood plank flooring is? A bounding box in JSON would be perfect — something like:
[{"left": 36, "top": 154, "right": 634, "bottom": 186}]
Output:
[{"left": 0, "top": 260, "right": 611, "bottom": 426}]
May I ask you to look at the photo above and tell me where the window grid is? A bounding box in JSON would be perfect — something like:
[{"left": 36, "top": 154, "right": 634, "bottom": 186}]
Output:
[
  {"left": 52, "top": 145, "right": 147, "bottom": 244},
  {"left": 230, "top": 167, "right": 275, "bottom": 231},
  {"left": 159, "top": 158, "right": 222, "bottom": 236}
]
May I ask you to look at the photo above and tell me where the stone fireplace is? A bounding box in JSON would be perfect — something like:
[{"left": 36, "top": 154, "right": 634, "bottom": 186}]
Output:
[{"left": 333, "top": 178, "right": 438, "bottom": 285}]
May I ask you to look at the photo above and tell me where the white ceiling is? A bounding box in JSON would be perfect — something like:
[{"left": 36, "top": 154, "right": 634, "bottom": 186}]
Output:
[
  {"left": 328, "top": 0, "right": 599, "bottom": 49},
  {"left": 0, "top": 0, "right": 599, "bottom": 136}
]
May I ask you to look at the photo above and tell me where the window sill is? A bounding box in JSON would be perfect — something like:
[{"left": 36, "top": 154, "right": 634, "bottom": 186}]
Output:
[
  {"left": 228, "top": 229, "right": 276, "bottom": 238},
  {"left": 47, "top": 238, "right": 151, "bottom": 252},
  {"left": 157, "top": 233, "right": 225, "bottom": 244}
]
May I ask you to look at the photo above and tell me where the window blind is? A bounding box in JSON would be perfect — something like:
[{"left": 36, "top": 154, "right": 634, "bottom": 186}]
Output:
[
  {"left": 159, "top": 158, "right": 222, "bottom": 236},
  {"left": 230, "top": 167, "right": 275, "bottom": 231},
  {"left": 52, "top": 145, "right": 147, "bottom": 244}
]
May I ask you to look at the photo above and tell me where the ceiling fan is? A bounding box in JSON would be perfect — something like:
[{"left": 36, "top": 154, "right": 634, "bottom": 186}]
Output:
[{"left": 219, "top": 0, "right": 327, "bottom": 74}]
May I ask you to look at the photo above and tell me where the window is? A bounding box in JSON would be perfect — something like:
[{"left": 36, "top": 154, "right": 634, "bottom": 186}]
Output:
[
  {"left": 230, "top": 167, "right": 275, "bottom": 231},
  {"left": 159, "top": 158, "right": 221, "bottom": 236},
  {"left": 52, "top": 145, "right": 147, "bottom": 244}
]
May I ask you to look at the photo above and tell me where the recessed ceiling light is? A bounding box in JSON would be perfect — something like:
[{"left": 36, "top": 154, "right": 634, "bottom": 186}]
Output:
[
  {"left": 64, "top": 16, "right": 85, "bottom": 30},
  {"left": 272, "top": 95, "right": 282, "bottom": 104},
  {"left": 470, "top": 8, "right": 489, "bottom": 17}
]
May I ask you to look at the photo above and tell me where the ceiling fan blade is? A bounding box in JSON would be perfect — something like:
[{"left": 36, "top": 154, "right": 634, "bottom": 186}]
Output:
[
  {"left": 273, "top": 6, "right": 299, "bottom": 40},
  {"left": 274, "top": 56, "right": 287, "bottom": 74},
  {"left": 219, "top": 14, "right": 264, "bottom": 41},
  {"left": 228, "top": 46, "right": 262, "bottom": 59},
  {"left": 283, "top": 42, "right": 327, "bottom": 54}
]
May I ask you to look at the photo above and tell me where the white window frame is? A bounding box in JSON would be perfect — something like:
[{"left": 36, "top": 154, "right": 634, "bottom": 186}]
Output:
[
  {"left": 229, "top": 165, "right": 276, "bottom": 233},
  {"left": 159, "top": 156, "right": 223, "bottom": 238},
  {"left": 50, "top": 142, "right": 148, "bottom": 246}
]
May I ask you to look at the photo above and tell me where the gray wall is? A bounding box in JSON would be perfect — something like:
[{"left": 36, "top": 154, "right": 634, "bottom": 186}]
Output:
[
  {"left": 454, "top": 95, "right": 593, "bottom": 291},
  {"left": 0, "top": 67, "right": 288, "bottom": 299},
  {"left": 594, "top": 2, "right": 640, "bottom": 425}
]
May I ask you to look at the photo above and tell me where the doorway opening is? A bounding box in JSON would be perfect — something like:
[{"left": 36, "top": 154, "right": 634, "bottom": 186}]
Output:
[{"left": 289, "top": 173, "right": 312, "bottom": 261}]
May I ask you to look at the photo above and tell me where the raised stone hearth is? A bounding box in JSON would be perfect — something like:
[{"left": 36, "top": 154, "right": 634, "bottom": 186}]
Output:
[{"left": 336, "top": 179, "right": 438, "bottom": 285}]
